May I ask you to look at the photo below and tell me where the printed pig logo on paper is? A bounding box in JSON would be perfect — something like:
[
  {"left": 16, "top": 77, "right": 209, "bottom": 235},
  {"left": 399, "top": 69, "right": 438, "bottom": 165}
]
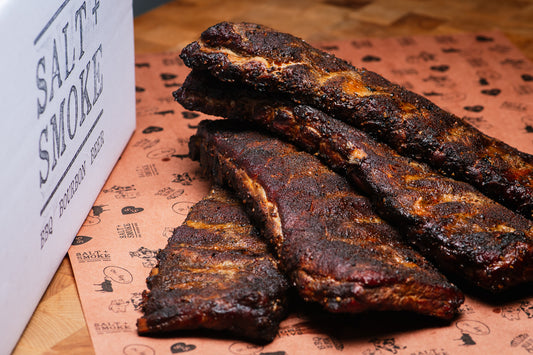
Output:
[
  {"left": 108, "top": 292, "right": 143, "bottom": 313},
  {"left": 500, "top": 300, "right": 533, "bottom": 321},
  {"left": 35, "top": 0, "right": 105, "bottom": 248},
  {"left": 103, "top": 185, "right": 139, "bottom": 199},
  {"left": 363, "top": 337, "right": 405, "bottom": 354},
  {"left": 129, "top": 246, "right": 158, "bottom": 268}
]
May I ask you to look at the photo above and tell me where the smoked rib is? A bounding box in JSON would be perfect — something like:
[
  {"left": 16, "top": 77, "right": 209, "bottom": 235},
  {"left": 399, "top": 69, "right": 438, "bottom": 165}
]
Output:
[
  {"left": 137, "top": 186, "right": 289, "bottom": 343},
  {"left": 175, "top": 71, "right": 533, "bottom": 293},
  {"left": 189, "top": 119, "right": 464, "bottom": 319},
  {"left": 179, "top": 21, "right": 533, "bottom": 220}
]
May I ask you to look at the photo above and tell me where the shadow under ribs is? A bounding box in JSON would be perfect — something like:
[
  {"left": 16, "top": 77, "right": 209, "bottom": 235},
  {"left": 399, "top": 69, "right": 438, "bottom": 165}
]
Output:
[
  {"left": 189, "top": 119, "right": 464, "bottom": 320},
  {"left": 179, "top": 21, "right": 533, "bottom": 220},
  {"left": 175, "top": 70, "right": 533, "bottom": 293},
  {"left": 137, "top": 186, "right": 289, "bottom": 343}
]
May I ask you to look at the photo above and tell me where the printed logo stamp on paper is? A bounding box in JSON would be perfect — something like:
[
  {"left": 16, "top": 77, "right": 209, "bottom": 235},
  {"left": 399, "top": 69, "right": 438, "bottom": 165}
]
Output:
[
  {"left": 227, "top": 342, "right": 264, "bottom": 355},
  {"left": 72, "top": 235, "right": 92, "bottom": 245},
  {"left": 94, "top": 321, "right": 133, "bottom": 335},
  {"left": 94, "top": 266, "right": 134, "bottom": 293},
  {"left": 313, "top": 336, "right": 343, "bottom": 351},
  {"left": 170, "top": 342, "right": 197, "bottom": 353},
  {"left": 172, "top": 201, "right": 196, "bottom": 215},
  {"left": 155, "top": 187, "right": 184, "bottom": 199},
  {"left": 511, "top": 333, "right": 533, "bottom": 352},
  {"left": 137, "top": 164, "right": 160, "bottom": 178},
  {"left": 407, "top": 348, "right": 450, "bottom": 355},
  {"left": 75, "top": 249, "right": 111, "bottom": 263},
  {"left": 123, "top": 344, "right": 155, "bottom": 355},
  {"left": 454, "top": 319, "right": 490, "bottom": 346},
  {"left": 116, "top": 223, "right": 143, "bottom": 239}
]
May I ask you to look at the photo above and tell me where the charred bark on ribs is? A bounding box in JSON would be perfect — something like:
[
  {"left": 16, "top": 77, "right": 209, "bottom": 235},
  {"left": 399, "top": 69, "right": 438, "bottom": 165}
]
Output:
[
  {"left": 179, "top": 21, "right": 533, "bottom": 220},
  {"left": 137, "top": 186, "right": 289, "bottom": 343},
  {"left": 175, "top": 70, "right": 533, "bottom": 293},
  {"left": 189, "top": 119, "right": 464, "bottom": 320}
]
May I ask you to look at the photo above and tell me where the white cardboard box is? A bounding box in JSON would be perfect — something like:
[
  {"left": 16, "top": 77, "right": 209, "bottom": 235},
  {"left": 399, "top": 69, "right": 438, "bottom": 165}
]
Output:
[{"left": 0, "top": 1, "right": 136, "bottom": 352}]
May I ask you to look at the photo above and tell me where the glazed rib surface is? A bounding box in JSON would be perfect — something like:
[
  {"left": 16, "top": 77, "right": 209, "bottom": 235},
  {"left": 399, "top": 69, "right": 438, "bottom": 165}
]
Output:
[
  {"left": 175, "top": 70, "right": 533, "bottom": 293},
  {"left": 180, "top": 21, "right": 533, "bottom": 220},
  {"left": 189, "top": 119, "right": 464, "bottom": 319},
  {"left": 137, "top": 186, "right": 289, "bottom": 343}
]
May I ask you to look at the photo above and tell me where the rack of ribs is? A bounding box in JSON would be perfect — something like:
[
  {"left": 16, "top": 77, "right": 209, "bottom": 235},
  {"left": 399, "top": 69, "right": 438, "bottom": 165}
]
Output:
[
  {"left": 189, "top": 119, "right": 464, "bottom": 320},
  {"left": 179, "top": 21, "right": 533, "bottom": 220},
  {"left": 137, "top": 186, "right": 289, "bottom": 343},
  {"left": 175, "top": 70, "right": 533, "bottom": 293}
]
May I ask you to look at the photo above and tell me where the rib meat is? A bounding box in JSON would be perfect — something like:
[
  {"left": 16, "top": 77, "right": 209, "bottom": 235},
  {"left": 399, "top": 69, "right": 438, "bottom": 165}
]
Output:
[
  {"left": 179, "top": 21, "right": 533, "bottom": 220},
  {"left": 189, "top": 119, "right": 464, "bottom": 320},
  {"left": 137, "top": 186, "right": 289, "bottom": 343},
  {"left": 175, "top": 70, "right": 533, "bottom": 293}
]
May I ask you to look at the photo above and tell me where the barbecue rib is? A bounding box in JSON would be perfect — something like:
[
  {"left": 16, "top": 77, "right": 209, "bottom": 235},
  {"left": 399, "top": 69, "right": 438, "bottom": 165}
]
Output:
[
  {"left": 189, "top": 119, "right": 464, "bottom": 320},
  {"left": 137, "top": 186, "right": 289, "bottom": 343},
  {"left": 179, "top": 21, "right": 533, "bottom": 220},
  {"left": 175, "top": 70, "right": 533, "bottom": 293}
]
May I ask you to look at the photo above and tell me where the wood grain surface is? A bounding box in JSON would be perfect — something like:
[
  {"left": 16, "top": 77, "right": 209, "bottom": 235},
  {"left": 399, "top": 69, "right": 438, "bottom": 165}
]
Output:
[{"left": 12, "top": 0, "right": 533, "bottom": 353}]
